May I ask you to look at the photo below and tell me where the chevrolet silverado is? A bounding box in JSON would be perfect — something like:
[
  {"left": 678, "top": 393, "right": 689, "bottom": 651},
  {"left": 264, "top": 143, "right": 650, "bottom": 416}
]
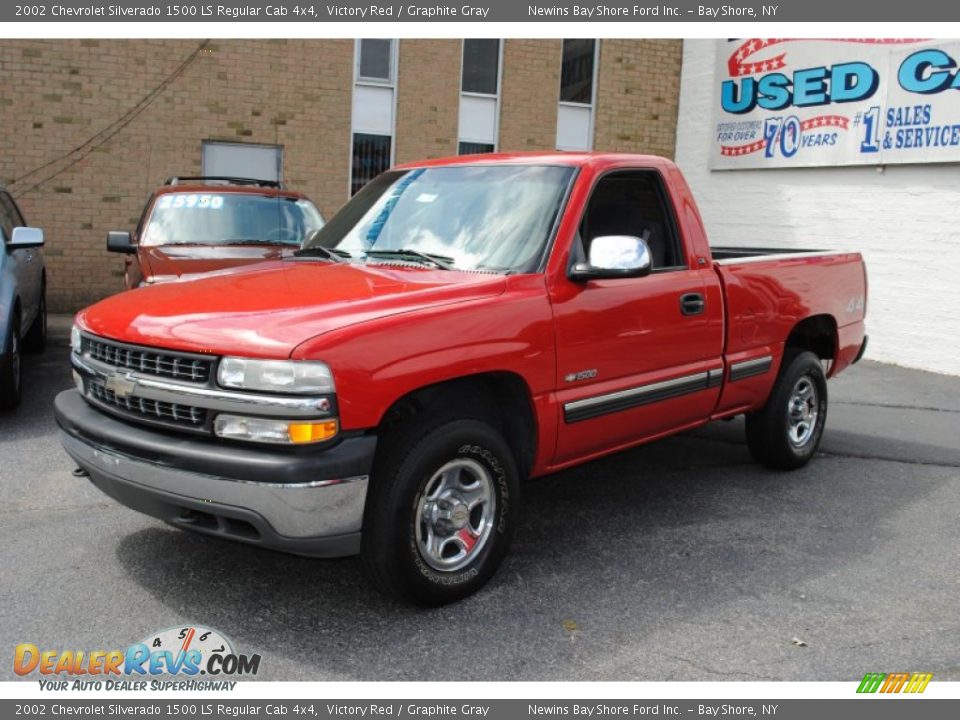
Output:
[{"left": 56, "top": 153, "right": 868, "bottom": 605}]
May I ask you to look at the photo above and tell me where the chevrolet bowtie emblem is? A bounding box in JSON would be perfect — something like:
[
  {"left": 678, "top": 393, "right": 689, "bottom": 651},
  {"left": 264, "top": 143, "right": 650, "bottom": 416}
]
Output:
[{"left": 104, "top": 372, "right": 137, "bottom": 399}]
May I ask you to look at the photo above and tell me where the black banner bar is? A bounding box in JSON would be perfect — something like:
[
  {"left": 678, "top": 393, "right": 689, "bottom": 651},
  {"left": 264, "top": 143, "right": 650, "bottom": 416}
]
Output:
[
  {"left": 2, "top": 699, "right": 959, "bottom": 719},
  {"left": 2, "top": 0, "right": 957, "bottom": 23}
]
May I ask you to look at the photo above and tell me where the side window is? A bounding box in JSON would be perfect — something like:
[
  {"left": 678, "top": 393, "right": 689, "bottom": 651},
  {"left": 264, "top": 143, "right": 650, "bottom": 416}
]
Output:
[
  {"left": 0, "top": 192, "right": 16, "bottom": 242},
  {"left": 577, "top": 171, "right": 685, "bottom": 272}
]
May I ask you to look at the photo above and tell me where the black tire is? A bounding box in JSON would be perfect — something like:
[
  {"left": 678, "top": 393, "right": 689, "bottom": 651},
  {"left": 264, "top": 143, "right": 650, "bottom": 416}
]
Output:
[
  {"left": 0, "top": 314, "right": 23, "bottom": 411},
  {"left": 23, "top": 285, "right": 47, "bottom": 353},
  {"left": 745, "top": 350, "right": 827, "bottom": 470},
  {"left": 361, "top": 418, "right": 519, "bottom": 606}
]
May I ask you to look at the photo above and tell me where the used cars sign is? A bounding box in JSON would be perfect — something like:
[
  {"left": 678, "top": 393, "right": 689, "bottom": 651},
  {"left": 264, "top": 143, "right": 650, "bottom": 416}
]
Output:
[{"left": 710, "top": 39, "right": 960, "bottom": 169}]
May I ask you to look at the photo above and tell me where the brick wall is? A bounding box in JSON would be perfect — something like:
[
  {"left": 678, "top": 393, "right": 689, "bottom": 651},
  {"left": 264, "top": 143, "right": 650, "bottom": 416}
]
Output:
[
  {"left": 395, "top": 40, "right": 461, "bottom": 163},
  {"left": 594, "top": 39, "right": 682, "bottom": 158},
  {"left": 499, "top": 39, "right": 563, "bottom": 151},
  {"left": 0, "top": 39, "right": 354, "bottom": 311},
  {"left": 0, "top": 38, "right": 682, "bottom": 312}
]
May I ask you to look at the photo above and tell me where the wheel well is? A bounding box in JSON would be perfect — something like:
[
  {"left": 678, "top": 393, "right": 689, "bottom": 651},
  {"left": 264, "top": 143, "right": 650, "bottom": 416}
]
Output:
[
  {"left": 785, "top": 315, "right": 837, "bottom": 362},
  {"left": 376, "top": 373, "right": 538, "bottom": 478}
]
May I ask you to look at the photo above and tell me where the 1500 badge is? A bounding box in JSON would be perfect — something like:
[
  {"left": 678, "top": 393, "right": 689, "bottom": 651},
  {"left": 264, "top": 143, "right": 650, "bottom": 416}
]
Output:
[{"left": 565, "top": 369, "right": 598, "bottom": 383}]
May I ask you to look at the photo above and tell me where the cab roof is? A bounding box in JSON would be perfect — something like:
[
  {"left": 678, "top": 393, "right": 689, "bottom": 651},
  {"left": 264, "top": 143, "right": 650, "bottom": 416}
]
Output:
[
  {"left": 153, "top": 184, "right": 309, "bottom": 200},
  {"left": 394, "top": 151, "right": 675, "bottom": 172}
]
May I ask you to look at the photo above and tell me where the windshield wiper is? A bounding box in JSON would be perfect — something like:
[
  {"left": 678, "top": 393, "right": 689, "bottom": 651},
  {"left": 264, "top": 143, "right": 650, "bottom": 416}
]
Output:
[
  {"left": 293, "top": 246, "right": 351, "bottom": 262},
  {"left": 364, "top": 248, "right": 456, "bottom": 270},
  {"left": 216, "top": 238, "right": 296, "bottom": 246}
]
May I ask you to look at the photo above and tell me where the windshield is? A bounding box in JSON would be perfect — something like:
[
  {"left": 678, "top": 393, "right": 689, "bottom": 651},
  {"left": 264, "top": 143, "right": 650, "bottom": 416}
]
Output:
[
  {"left": 302, "top": 165, "right": 575, "bottom": 273},
  {"left": 141, "top": 192, "right": 324, "bottom": 247}
]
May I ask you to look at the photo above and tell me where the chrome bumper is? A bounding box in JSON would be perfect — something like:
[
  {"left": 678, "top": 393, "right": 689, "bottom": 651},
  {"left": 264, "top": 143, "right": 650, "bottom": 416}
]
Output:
[{"left": 56, "top": 390, "right": 374, "bottom": 558}]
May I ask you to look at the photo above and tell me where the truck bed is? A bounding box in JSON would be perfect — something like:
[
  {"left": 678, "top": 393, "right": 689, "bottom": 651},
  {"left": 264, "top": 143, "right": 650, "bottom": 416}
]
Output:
[{"left": 709, "top": 246, "right": 867, "bottom": 386}]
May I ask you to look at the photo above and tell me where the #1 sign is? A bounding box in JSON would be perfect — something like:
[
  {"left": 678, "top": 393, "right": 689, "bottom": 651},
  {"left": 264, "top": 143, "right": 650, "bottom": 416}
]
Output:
[{"left": 710, "top": 39, "right": 960, "bottom": 169}]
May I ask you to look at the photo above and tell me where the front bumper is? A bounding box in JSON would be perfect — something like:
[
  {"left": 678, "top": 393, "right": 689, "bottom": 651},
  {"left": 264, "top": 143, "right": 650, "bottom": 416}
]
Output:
[{"left": 55, "top": 390, "right": 376, "bottom": 558}]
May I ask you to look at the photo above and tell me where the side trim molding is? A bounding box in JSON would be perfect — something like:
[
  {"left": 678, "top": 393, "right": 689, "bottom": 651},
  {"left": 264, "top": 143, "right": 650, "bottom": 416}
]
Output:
[
  {"left": 729, "top": 355, "right": 773, "bottom": 382},
  {"left": 564, "top": 368, "right": 722, "bottom": 423}
]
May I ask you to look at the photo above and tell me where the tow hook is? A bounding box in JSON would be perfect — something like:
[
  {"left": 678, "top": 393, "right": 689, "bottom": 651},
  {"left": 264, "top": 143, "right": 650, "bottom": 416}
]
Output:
[{"left": 72, "top": 467, "right": 89, "bottom": 478}]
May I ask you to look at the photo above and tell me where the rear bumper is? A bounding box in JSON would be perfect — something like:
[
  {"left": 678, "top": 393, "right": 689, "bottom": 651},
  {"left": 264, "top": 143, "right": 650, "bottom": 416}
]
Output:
[
  {"left": 55, "top": 389, "right": 376, "bottom": 557},
  {"left": 833, "top": 321, "right": 867, "bottom": 377},
  {"left": 853, "top": 335, "right": 869, "bottom": 364}
]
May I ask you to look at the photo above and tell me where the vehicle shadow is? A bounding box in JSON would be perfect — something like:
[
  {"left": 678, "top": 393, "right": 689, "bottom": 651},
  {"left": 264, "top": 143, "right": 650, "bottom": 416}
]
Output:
[{"left": 113, "top": 427, "right": 949, "bottom": 681}]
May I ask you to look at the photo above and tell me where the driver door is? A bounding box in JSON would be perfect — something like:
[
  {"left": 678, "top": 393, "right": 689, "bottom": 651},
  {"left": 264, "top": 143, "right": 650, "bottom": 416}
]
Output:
[{"left": 549, "top": 170, "right": 724, "bottom": 464}]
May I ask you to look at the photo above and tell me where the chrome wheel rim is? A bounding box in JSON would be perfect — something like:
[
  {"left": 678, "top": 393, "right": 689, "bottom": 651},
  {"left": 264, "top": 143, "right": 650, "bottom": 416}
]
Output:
[
  {"left": 787, "top": 376, "right": 818, "bottom": 447},
  {"left": 414, "top": 458, "right": 496, "bottom": 572}
]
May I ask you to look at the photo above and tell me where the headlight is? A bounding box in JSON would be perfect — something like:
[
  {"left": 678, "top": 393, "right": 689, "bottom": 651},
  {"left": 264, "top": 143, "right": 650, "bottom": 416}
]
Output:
[
  {"left": 217, "top": 357, "right": 335, "bottom": 395},
  {"left": 213, "top": 414, "right": 338, "bottom": 445},
  {"left": 70, "top": 324, "right": 82, "bottom": 353}
]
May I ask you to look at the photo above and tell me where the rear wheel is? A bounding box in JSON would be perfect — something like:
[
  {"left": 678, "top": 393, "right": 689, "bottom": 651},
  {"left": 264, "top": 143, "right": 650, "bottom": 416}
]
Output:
[
  {"left": 0, "top": 314, "right": 23, "bottom": 410},
  {"left": 23, "top": 285, "right": 47, "bottom": 353},
  {"left": 745, "top": 350, "right": 827, "bottom": 470},
  {"left": 361, "top": 418, "right": 519, "bottom": 606}
]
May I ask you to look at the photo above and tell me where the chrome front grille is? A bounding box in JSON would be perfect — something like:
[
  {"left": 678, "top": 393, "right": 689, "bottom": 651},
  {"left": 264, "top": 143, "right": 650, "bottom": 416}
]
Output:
[
  {"left": 88, "top": 382, "right": 207, "bottom": 428},
  {"left": 82, "top": 336, "right": 212, "bottom": 383},
  {"left": 73, "top": 332, "right": 333, "bottom": 438}
]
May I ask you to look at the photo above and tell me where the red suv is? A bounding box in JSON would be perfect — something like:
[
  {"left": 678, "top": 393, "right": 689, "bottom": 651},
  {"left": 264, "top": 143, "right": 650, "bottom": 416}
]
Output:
[{"left": 107, "top": 177, "right": 325, "bottom": 288}]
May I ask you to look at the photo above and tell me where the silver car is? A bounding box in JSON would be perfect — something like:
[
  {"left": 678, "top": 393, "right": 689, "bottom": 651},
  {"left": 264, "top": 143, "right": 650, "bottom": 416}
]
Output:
[{"left": 0, "top": 187, "right": 46, "bottom": 410}]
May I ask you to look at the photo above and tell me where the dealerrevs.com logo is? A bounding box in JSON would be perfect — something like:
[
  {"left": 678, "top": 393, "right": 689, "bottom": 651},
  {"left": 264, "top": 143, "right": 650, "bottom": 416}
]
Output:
[{"left": 14, "top": 626, "right": 260, "bottom": 690}]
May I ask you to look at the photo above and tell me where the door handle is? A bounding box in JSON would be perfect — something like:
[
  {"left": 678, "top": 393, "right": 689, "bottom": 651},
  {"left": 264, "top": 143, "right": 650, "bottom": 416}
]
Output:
[{"left": 680, "top": 292, "right": 705, "bottom": 316}]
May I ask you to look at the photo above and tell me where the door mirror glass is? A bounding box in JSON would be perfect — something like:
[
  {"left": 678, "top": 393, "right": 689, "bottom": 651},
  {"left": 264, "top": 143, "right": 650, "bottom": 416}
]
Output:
[
  {"left": 106, "top": 230, "right": 135, "bottom": 254},
  {"left": 571, "top": 235, "right": 652, "bottom": 281},
  {"left": 8, "top": 226, "right": 44, "bottom": 249}
]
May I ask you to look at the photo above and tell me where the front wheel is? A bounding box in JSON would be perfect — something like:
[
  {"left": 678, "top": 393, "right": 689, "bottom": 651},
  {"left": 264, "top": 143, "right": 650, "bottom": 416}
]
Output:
[
  {"left": 361, "top": 418, "right": 519, "bottom": 606},
  {"left": 745, "top": 350, "right": 828, "bottom": 470}
]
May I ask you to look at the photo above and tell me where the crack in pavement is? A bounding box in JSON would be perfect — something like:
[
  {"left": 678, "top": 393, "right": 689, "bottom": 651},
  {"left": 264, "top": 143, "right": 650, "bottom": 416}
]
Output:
[
  {"left": 686, "top": 433, "right": 960, "bottom": 469},
  {"left": 834, "top": 400, "right": 960, "bottom": 414},
  {"left": 817, "top": 450, "right": 960, "bottom": 470},
  {"left": 661, "top": 652, "right": 781, "bottom": 681},
  {"left": 0, "top": 501, "right": 118, "bottom": 517}
]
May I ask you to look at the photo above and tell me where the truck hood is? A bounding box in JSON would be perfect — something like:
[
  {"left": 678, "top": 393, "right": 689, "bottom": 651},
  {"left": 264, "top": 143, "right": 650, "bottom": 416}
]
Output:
[
  {"left": 140, "top": 243, "right": 297, "bottom": 280},
  {"left": 79, "top": 261, "right": 507, "bottom": 357}
]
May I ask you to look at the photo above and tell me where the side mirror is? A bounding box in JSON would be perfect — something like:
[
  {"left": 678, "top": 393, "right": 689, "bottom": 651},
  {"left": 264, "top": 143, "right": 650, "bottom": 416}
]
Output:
[
  {"left": 570, "top": 235, "right": 653, "bottom": 281},
  {"left": 8, "top": 227, "right": 44, "bottom": 249},
  {"left": 107, "top": 230, "right": 136, "bottom": 254}
]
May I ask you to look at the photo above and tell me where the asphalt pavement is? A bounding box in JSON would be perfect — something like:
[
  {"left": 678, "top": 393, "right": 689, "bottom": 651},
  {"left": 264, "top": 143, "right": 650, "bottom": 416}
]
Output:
[{"left": 1, "top": 317, "right": 958, "bottom": 681}]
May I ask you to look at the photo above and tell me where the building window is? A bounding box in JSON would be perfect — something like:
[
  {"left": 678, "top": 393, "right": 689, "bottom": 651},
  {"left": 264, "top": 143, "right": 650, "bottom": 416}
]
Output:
[
  {"left": 462, "top": 39, "right": 500, "bottom": 95},
  {"left": 560, "top": 39, "right": 596, "bottom": 104},
  {"left": 351, "top": 134, "right": 392, "bottom": 196},
  {"left": 357, "top": 39, "right": 394, "bottom": 83},
  {"left": 458, "top": 39, "right": 502, "bottom": 155},
  {"left": 458, "top": 142, "right": 495, "bottom": 156},
  {"left": 202, "top": 141, "right": 282, "bottom": 182},
  {"left": 351, "top": 40, "right": 398, "bottom": 195},
  {"left": 557, "top": 39, "right": 599, "bottom": 151}
]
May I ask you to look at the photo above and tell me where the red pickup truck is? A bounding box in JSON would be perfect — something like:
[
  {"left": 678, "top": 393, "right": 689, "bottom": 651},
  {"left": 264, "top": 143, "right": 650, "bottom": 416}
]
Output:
[
  {"left": 56, "top": 153, "right": 868, "bottom": 605},
  {"left": 106, "top": 176, "right": 325, "bottom": 288}
]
